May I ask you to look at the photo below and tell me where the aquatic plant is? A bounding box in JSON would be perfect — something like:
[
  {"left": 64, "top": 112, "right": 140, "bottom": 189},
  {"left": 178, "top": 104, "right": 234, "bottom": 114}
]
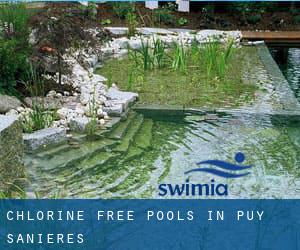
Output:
[
  {"left": 128, "top": 38, "right": 168, "bottom": 71},
  {"left": 140, "top": 39, "right": 154, "bottom": 71},
  {"left": 189, "top": 37, "right": 201, "bottom": 65},
  {"left": 171, "top": 42, "right": 188, "bottom": 73},
  {"left": 152, "top": 38, "right": 167, "bottom": 69},
  {"left": 203, "top": 38, "right": 235, "bottom": 79}
]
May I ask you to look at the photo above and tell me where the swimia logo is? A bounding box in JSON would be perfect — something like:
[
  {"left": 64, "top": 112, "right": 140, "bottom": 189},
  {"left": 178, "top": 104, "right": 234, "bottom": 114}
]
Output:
[{"left": 158, "top": 152, "right": 252, "bottom": 197}]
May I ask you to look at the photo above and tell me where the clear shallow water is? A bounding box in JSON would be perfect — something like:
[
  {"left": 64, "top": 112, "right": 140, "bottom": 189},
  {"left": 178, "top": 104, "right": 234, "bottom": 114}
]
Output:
[
  {"left": 25, "top": 111, "right": 300, "bottom": 199},
  {"left": 270, "top": 47, "right": 300, "bottom": 101}
]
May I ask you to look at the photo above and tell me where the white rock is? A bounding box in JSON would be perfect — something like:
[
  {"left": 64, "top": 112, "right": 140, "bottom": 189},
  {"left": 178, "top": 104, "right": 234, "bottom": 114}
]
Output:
[
  {"left": 47, "top": 90, "right": 56, "bottom": 98},
  {"left": 80, "top": 91, "right": 90, "bottom": 105},
  {"left": 99, "top": 119, "right": 105, "bottom": 125},
  {"left": 6, "top": 109, "right": 18, "bottom": 116},
  {"left": 75, "top": 106, "right": 85, "bottom": 116},
  {"left": 97, "top": 109, "right": 104, "bottom": 118},
  {"left": 57, "top": 107, "right": 69, "bottom": 119},
  {"left": 16, "top": 107, "right": 25, "bottom": 113}
]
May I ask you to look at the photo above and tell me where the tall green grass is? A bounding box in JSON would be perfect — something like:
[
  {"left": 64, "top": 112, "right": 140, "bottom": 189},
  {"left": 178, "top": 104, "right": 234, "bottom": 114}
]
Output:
[
  {"left": 153, "top": 38, "right": 167, "bottom": 69},
  {"left": 128, "top": 38, "right": 168, "bottom": 71},
  {"left": 21, "top": 64, "right": 55, "bottom": 133},
  {"left": 127, "top": 38, "right": 235, "bottom": 80},
  {"left": 171, "top": 42, "right": 188, "bottom": 73},
  {"left": 203, "top": 38, "right": 235, "bottom": 79}
]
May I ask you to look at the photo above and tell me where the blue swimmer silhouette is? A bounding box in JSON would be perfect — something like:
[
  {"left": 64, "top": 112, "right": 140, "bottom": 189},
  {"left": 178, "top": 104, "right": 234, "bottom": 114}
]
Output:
[{"left": 185, "top": 152, "right": 252, "bottom": 178}]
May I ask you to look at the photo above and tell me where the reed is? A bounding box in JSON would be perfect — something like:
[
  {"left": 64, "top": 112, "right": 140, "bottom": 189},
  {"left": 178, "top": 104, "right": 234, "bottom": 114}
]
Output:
[
  {"left": 152, "top": 38, "right": 167, "bottom": 69},
  {"left": 171, "top": 42, "right": 188, "bottom": 73}
]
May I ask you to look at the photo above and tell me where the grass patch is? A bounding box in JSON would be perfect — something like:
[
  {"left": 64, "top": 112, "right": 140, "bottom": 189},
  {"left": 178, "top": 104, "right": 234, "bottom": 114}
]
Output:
[{"left": 96, "top": 43, "right": 258, "bottom": 108}]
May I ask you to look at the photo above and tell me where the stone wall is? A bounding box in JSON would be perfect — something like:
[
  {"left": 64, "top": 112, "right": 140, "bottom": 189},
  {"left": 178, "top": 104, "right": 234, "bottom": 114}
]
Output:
[{"left": 0, "top": 115, "right": 24, "bottom": 194}]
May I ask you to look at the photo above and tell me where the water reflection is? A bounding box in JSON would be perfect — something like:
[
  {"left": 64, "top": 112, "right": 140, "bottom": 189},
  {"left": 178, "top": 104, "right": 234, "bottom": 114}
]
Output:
[
  {"left": 269, "top": 47, "right": 300, "bottom": 101},
  {"left": 25, "top": 112, "right": 300, "bottom": 199}
]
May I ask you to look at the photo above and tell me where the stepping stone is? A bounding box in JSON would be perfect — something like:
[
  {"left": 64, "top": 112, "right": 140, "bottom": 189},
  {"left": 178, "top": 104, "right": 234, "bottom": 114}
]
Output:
[
  {"left": 113, "top": 114, "right": 144, "bottom": 153},
  {"left": 134, "top": 119, "right": 153, "bottom": 150}
]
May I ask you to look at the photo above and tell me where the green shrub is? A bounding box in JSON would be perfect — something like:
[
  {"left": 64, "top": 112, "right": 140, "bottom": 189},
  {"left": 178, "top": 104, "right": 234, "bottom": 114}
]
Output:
[
  {"left": 112, "top": 2, "right": 135, "bottom": 19},
  {"left": 294, "top": 15, "right": 300, "bottom": 24},
  {"left": 22, "top": 106, "right": 55, "bottom": 133},
  {"left": 0, "top": 39, "right": 29, "bottom": 94},
  {"left": 177, "top": 17, "right": 188, "bottom": 26},
  {"left": 126, "top": 12, "right": 138, "bottom": 37},
  {"left": 154, "top": 4, "right": 175, "bottom": 26},
  {"left": 21, "top": 64, "right": 55, "bottom": 133},
  {"left": 0, "top": 3, "right": 31, "bottom": 95},
  {"left": 101, "top": 19, "right": 112, "bottom": 25},
  {"left": 247, "top": 14, "right": 262, "bottom": 25}
]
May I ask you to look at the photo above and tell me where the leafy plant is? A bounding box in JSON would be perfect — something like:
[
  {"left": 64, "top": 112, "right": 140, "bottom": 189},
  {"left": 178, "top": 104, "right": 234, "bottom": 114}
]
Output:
[
  {"left": 112, "top": 2, "right": 135, "bottom": 20},
  {"left": 177, "top": 17, "right": 188, "bottom": 26},
  {"left": 294, "top": 15, "right": 300, "bottom": 24},
  {"left": 22, "top": 106, "right": 55, "bottom": 133},
  {"left": 154, "top": 4, "right": 175, "bottom": 26},
  {"left": 101, "top": 19, "right": 112, "bottom": 25},
  {"left": 247, "top": 14, "right": 262, "bottom": 25},
  {"left": 126, "top": 13, "right": 138, "bottom": 37}
]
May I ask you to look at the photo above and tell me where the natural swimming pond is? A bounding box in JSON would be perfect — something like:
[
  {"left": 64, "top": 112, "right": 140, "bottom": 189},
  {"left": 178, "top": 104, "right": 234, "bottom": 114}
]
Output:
[
  {"left": 24, "top": 45, "right": 300, "bottom": 199},
  {"left": 25, "top": 111, "right": 300, "bottom": 198}
]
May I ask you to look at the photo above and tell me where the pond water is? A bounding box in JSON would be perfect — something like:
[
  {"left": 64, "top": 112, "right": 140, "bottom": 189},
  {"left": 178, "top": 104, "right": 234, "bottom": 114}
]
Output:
[
  {"left": 24, "top": 46, "right": 300, "bottom": 199},
  {"left": 25, "top": 111, "right": 300, "bottom": 199},
  {"left": 269, "top": 47, "right": 300, "bottom": 101}
]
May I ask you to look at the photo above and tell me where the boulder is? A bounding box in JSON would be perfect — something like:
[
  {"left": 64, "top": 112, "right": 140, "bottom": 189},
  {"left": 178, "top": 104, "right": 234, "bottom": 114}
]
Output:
[
  {"left": 103, "top": 103, "right": 123, "bottom": 117},
  {"left": 0, "top": 95, "right": 21, "bottom": 114},
  {"left": 69, "top": 117, "right": 90, "bottom": 132},
  {"left": 106, "top": 87, "right": 138, "bottom": 106},
  {"left": 24, "top": 97, "right": 62, "bottom": 110},
  {"left": 137, "top": 27, "right": 176, "bottom": 36},
  {"left": 104, "top": 27, "right": 128, "bottom": 35},
  {"left": 23, "top": 127, "right": 67, "bottom": 151}
]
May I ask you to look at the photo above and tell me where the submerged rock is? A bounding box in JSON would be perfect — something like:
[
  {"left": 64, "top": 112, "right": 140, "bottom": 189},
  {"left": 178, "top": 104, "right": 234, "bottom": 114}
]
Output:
[
  {"left": 0, "top": 95, "right": 21, "bottom": 114},
  {"left": 23, "top": 127, "right": 67, "bottom": 151}
]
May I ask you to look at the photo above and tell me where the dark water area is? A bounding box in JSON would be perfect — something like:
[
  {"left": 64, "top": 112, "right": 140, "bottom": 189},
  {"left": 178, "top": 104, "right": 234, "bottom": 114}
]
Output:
[{"left": 269, "top": 47, "right": 300, "bottom": 102}]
